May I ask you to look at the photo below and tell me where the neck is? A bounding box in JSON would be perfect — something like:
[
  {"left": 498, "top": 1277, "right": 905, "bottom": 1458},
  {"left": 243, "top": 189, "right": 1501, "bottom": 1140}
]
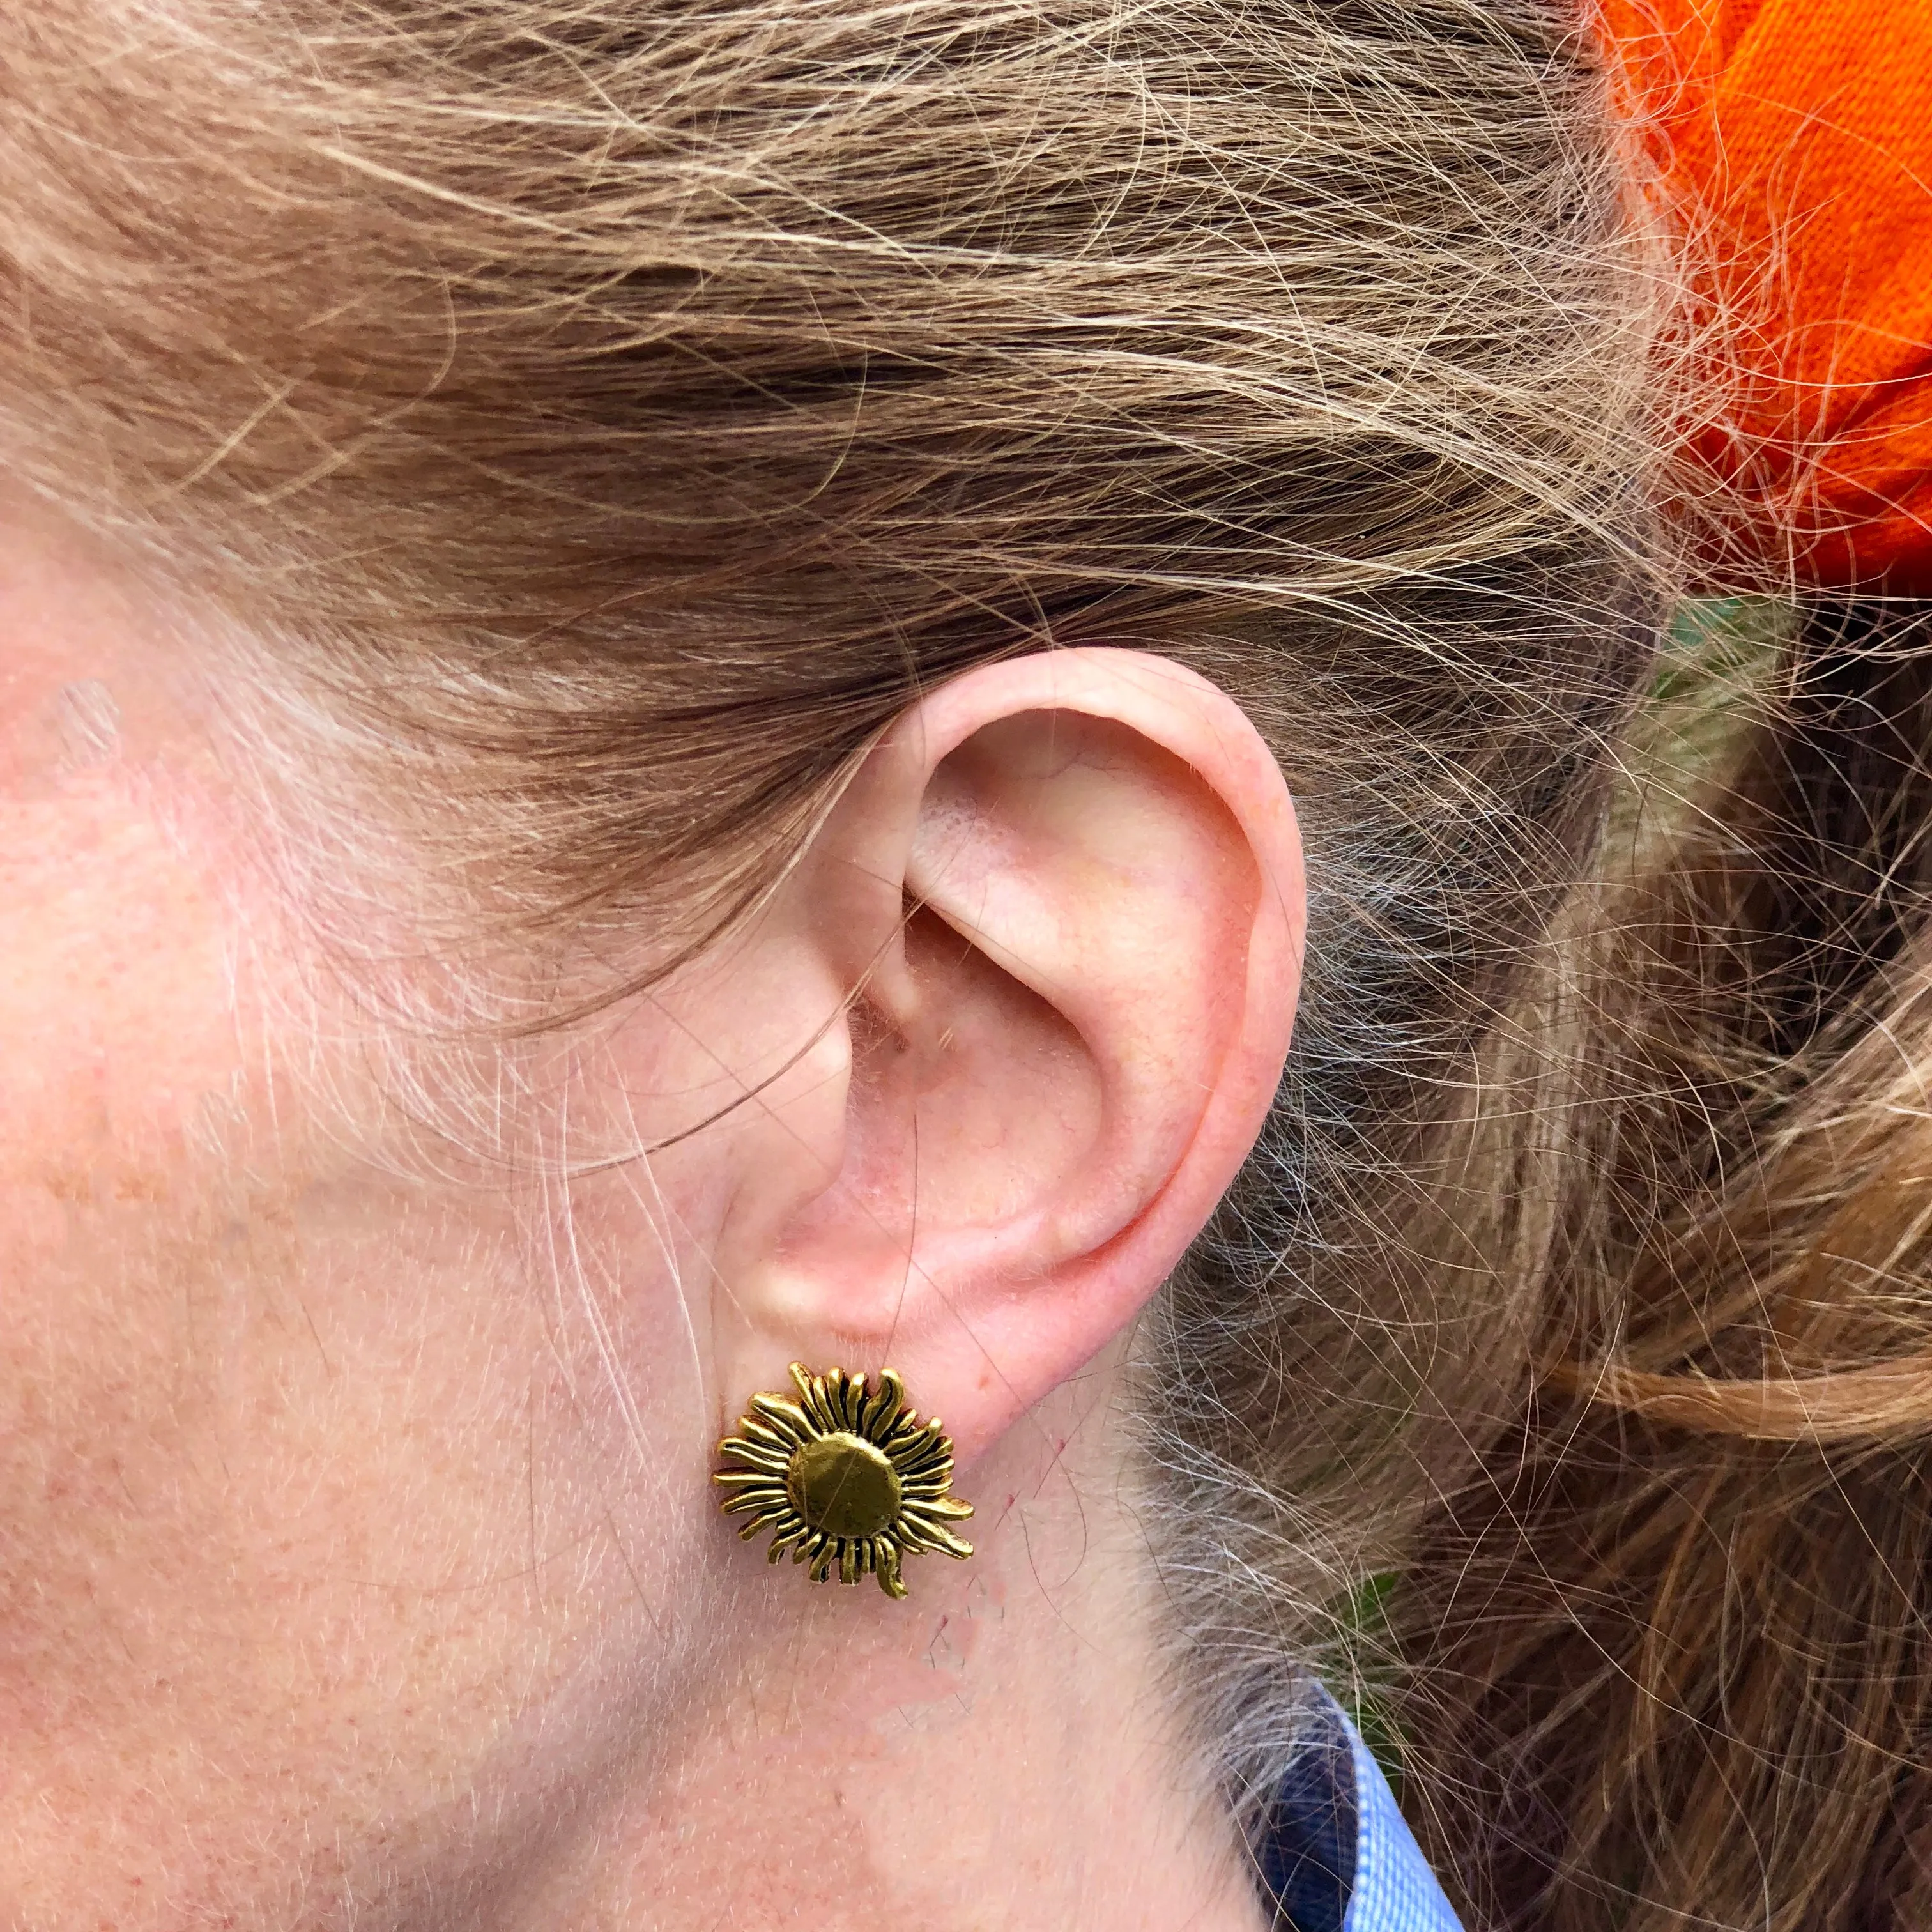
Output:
[{"left": 548, "top": 1399, "right": 1271, "bottom": 1931}]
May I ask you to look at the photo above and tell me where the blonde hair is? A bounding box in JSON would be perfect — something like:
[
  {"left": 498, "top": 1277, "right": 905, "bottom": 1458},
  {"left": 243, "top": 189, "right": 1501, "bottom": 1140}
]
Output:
[{"left": 6, "top": 1, "right": 1922, "bottom": 1926}]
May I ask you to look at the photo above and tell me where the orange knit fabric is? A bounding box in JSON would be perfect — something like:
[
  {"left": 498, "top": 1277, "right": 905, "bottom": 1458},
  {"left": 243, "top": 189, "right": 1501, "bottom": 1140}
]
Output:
[{"left": 1598, "top": 0, "right": 1932, "bottom": 588}]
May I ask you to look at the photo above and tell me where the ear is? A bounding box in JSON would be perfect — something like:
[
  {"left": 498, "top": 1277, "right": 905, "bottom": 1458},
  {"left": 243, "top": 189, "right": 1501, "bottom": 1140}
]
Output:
[{"left": 703, "top": 647, "right": 1303, "bottom": 1460}]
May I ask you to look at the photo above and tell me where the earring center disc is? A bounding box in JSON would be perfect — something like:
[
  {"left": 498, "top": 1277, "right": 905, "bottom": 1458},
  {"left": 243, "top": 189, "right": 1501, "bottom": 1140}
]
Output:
[{"left": 786, "top": 1432, "right": 902, "bottom": 1540}]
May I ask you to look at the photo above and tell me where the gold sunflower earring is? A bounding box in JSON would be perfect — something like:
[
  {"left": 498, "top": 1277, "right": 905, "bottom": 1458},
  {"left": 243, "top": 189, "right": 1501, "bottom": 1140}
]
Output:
[{"left": 713, "top": 1363, "right": 975, "bottom": 1599}]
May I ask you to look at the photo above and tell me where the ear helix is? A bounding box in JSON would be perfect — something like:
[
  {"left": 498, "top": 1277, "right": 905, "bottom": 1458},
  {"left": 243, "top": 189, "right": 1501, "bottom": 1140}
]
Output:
[{"left": 713, "top": 1364, "right": 975, "bottom": 1599}]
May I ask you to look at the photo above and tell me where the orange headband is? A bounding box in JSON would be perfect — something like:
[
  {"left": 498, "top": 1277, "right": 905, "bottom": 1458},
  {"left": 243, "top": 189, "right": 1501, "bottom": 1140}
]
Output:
[{"left": 1599, "top": 0, "right": 1932, "bottom": 590}]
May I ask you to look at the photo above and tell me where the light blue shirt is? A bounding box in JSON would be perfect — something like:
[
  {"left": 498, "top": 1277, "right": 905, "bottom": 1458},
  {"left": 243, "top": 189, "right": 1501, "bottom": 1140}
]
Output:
[{"left": 1255, "top": 1687, "right": 1465, "bottom": 1932}]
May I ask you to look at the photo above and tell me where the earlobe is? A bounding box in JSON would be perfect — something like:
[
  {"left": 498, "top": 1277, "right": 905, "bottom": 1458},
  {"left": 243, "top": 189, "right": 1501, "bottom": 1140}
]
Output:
[{"left": 710, "top": 647, "right": 1304, "bottom": 1467}]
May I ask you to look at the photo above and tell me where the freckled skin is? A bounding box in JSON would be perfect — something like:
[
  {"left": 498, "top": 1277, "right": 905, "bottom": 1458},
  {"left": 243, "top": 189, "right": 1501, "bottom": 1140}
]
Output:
[
  {"left": 0, "top": 523, "right": 720, "bottom": 1923},
  {"left": 0, "top": 516, "right": 1294, "bottom": 1932}
]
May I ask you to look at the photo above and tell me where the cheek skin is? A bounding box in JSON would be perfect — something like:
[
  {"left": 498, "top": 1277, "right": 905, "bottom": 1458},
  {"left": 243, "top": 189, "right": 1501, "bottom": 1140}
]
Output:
[
  {"left": 0, "top": 587, "right": 717, "bottom": 1920},
  {"left": 0, "top": 668, "right": 525, "bottom": 1908},
  {"left": 0, "top": 779, "right": 240, "bottom": 1213}
]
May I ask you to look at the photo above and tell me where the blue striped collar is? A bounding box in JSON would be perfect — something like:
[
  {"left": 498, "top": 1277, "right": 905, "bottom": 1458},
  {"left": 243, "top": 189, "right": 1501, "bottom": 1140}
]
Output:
[{"left": 1256, "top": 1688, "right": 1464, "bottom": 1932}]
